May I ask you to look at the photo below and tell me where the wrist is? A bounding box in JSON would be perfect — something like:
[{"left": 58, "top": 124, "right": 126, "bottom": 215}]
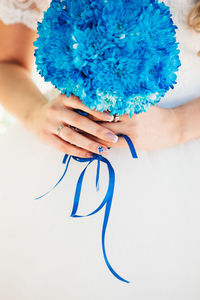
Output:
[
  {"left": 172, "top": 104, "right": 192, "bottom": 145},
  {"left": 24, "top": 97, "right": 48, "bottom": 131}
]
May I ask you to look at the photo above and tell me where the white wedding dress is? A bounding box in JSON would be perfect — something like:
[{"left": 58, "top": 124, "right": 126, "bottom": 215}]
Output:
[{"left": 0, "top": 0, "right": 200, "bottom": 299}]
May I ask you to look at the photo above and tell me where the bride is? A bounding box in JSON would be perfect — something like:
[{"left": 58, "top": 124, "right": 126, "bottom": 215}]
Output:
[{"left": 0, "top": 0, "right": 200, "bottom": 299}]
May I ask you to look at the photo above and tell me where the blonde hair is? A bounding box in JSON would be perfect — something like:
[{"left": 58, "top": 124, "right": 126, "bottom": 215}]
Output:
[{"left": 187, "top": 1, "right": 200, "bottom": 56}]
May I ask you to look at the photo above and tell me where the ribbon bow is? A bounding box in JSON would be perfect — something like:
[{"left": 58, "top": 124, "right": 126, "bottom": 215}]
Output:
[{"left": 35, "top": 134, "right": 138, "bottom": 283}]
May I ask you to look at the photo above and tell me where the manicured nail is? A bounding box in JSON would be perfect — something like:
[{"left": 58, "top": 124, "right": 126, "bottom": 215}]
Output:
[
  {"left": 97, "top": 146, "right": 109, "bottom": 154},
  {"left": 101, "top": 113, "right": 114, "bottom": 122},
  {"left": 105, "top": 132, "right": 118, "bottom": 143}
]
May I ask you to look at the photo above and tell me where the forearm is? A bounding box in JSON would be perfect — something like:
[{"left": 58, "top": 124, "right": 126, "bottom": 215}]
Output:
[
  {"left": 174, "top": 97, "right": 200, "bottom": 144},
  {"left": 0, "top": 62, "right": 48, "bottom": 128}
]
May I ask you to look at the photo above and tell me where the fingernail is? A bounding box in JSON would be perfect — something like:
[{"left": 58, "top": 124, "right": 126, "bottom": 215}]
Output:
[
  {"left": 101, "top": 113, "right": 114, "bottom": 122},
  {"left": 105, "top": 132, "right": 118, "bottom": 143},
  {"left": 97, "top": 146, "right": 109, "bottom": 154}
]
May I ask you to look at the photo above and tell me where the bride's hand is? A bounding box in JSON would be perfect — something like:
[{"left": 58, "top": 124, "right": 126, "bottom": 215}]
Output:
[
  {"left": 86, "top": 106, "right": 182, "bottom": 151},
  {"left": 28, "top": 94, "right": 118, "bottom": 158}
]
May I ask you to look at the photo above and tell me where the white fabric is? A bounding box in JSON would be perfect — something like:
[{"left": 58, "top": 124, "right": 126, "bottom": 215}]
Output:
[
  {"left": 0, "top": 0, "right": 200, "bottom": 299},
  {"left": 0, "top": 0, "right": 50, "bottom": 30}
]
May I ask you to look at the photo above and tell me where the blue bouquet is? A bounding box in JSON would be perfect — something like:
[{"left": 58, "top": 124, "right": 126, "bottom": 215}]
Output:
[
  {"left": 34, "top": 0, "right": 180, "bottom": 116},
  {"left": 34, "top": 0, "right": 180, "bottom": 283}
]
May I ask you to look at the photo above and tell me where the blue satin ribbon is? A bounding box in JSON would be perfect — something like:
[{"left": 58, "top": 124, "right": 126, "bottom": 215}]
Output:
[{"left": 35, "top": 134, "right": 138, "bottom": 283}]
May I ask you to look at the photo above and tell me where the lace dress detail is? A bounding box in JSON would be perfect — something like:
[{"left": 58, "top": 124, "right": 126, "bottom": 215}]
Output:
[{"left": 0, "top": 0, "right": 50, "bottom": 30}]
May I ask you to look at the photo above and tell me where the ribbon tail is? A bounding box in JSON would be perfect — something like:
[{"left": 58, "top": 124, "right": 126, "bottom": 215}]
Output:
[
  {"left": 96, "top": 158, "right": 100, "bottom": 192},
  {"left": 84, "top": 156, "right": 115, "bottom": 217},
  {"left": 102, "top": 200, "right": 130, "bottom": 283},
  {"left": 101, "top": 158, "right": 130, "bottom": 283},
  {"left": 70, "top": 159, "right": 94, "bottom": 217},
  {"left": 62, "top": 154, "right": 69, "bottom": 164},
  {"left": 34, "top": 155, "right": 71, "bottom": 200}
]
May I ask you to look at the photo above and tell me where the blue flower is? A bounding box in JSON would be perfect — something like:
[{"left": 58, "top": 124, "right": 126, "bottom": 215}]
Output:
[{"left": 34, "top": 0, "right": 181, "bottom": 116}]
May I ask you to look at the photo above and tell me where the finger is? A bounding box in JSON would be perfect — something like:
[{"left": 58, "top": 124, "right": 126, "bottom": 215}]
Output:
[
  {"left": 99, "top": 123, "right": 138, "bottom": 148},
  {"left": 62, "top": 94, "right": 114, "bottom": 122},
  {"left": 97, "top": 121, "right": 125, "bottom": 134},
  {"left": 83, "top": 133, "right": 127, "bottom": 148},
  {"left": 86, "top": 115, "right": 109, "bottom": 122},
  {"left": 83, "top": 133, "right": 112, "bottom": 148},
  {"left": 57, "top": 126, "right": 110, "bottom": 156},
  {"left": 47, "top": 134, "right": 94, "bottom": 158},
  {"left": 59, "top": 109, "right": 119, "bottom": 143}
]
